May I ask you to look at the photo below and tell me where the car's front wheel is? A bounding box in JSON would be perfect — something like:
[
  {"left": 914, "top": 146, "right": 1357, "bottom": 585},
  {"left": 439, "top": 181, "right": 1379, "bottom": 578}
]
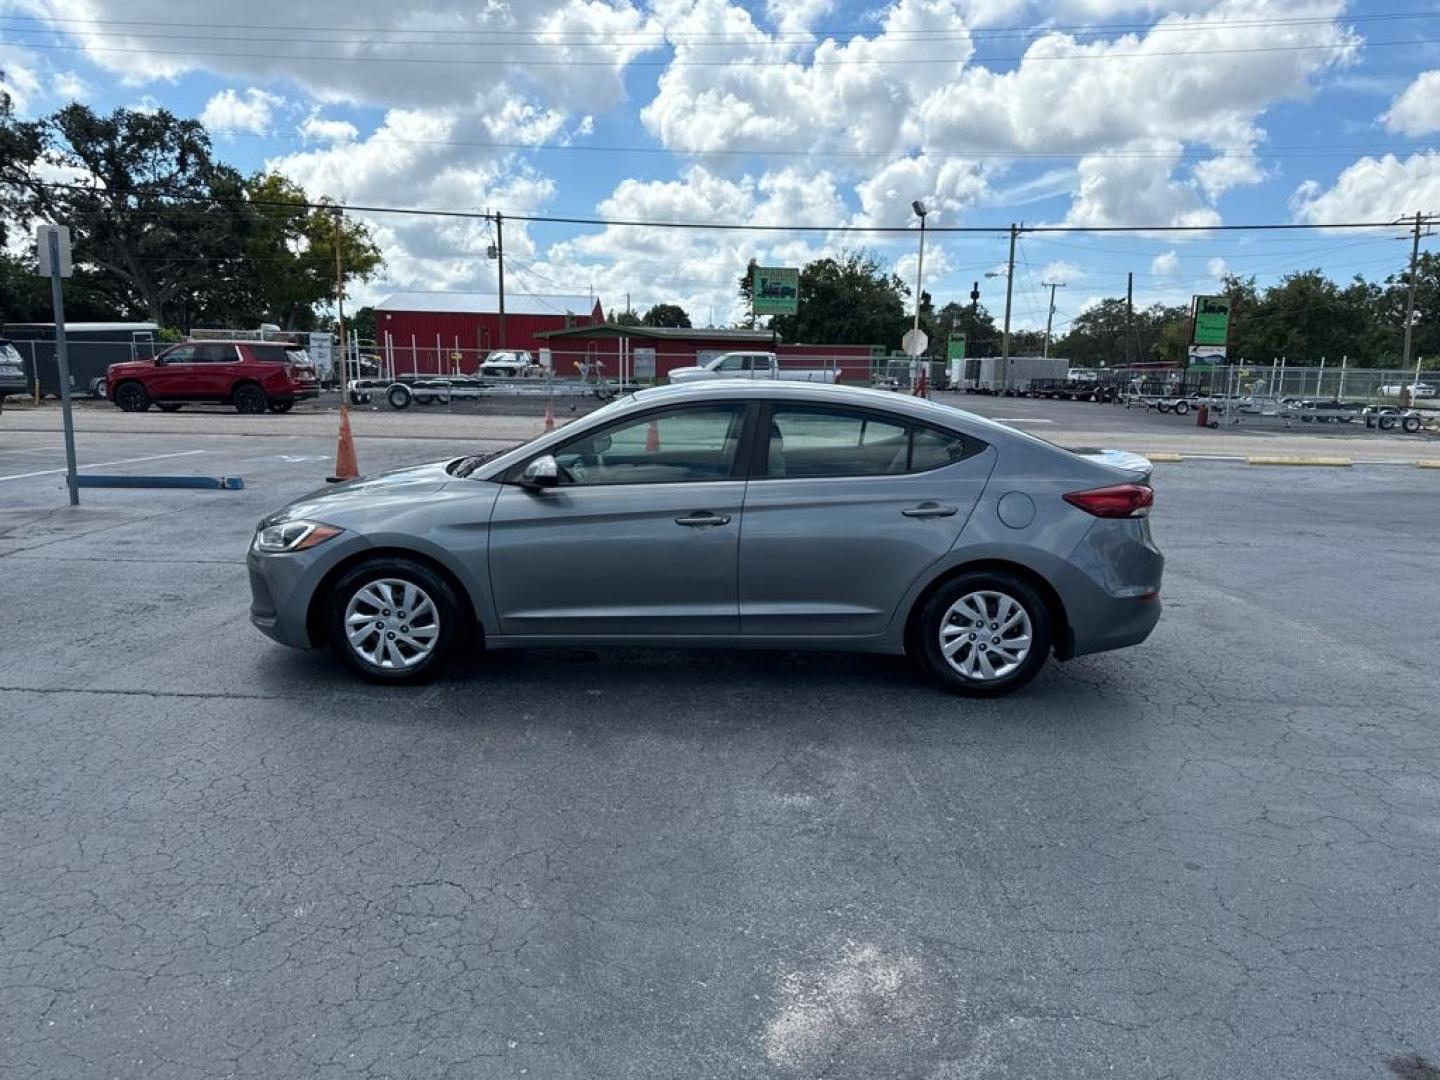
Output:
[
  {"left": 113, "top": 381, "right": 151, "bottom": 412},
  {"left": 914, "top": 572, "right": 1052, "bottom": 696},
  {"left": 325, "top": 558, "right": 463, "bottom": 684}
]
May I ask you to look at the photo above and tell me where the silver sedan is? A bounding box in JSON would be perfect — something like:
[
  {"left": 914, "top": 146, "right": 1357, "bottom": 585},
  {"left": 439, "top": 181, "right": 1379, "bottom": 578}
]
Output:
[{"left": 247, "top": 382, "right": 1163, "bottom": 695}]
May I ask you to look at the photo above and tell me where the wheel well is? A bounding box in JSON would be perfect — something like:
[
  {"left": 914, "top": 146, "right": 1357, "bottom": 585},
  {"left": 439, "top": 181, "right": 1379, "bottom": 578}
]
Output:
[
  {"left": 230, "top": 380, "right": 265, "bottom": 401},
  {"left": 905, "top": 559, "right": 1074, "bottom": 660},
  {"left": 305, "top": 546, "right": 481, "bottom": 648}
]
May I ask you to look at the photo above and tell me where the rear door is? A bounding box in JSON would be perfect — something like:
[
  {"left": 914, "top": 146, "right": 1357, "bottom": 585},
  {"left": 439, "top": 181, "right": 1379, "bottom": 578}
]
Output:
[
  {"left": 488, "top": 402, "right": 754, "bottom": 636},
  {"left": 194, "top": 343, "right": 242, "bottom": 399},
  {"left": 738, "top": 404, "right": 996, "bottom": 636}
]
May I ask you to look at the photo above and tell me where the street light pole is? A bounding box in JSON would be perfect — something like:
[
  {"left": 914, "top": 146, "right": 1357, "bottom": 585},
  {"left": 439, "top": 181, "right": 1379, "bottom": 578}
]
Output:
[
  {"left": 1041, "top": 280, "right": 1066, "bottom": 359},
  {"left": 911, "top": 201, "right": 928, "bottom": 345},
  {"left": 1001, "top": 222, "right": 1018, "bottom": 390}
]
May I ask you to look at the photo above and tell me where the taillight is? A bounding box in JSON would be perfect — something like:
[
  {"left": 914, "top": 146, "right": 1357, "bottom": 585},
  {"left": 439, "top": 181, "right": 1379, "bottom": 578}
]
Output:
[{"left": 1063, "top": 483, "right": 1153, "bottom": 518}]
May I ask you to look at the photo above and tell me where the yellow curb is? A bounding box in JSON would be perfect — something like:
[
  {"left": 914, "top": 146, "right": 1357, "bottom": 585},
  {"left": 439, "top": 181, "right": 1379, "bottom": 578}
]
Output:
[
  {"left": 1246, "top": 456, "right": 1352, "bottom": 467},
  {"left": 1416, "top": 459, "right": 1440, "bottom": 469},
  {"left": 1143, "top": 453, "right": 1184, "bottom": 463}
]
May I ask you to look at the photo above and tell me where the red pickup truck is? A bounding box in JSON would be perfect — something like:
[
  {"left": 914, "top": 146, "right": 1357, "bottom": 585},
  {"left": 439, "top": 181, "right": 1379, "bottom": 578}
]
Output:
[{"left": 107, "top": 340, "right": 320, "bottom": 414}]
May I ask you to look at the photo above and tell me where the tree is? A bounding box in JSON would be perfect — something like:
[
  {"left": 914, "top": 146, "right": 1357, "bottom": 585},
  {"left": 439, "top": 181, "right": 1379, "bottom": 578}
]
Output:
[
  {"left": 935, "top": 300, "right": 999, "bottom": 357},
  {"left": 736, "top": 257, "right": 758, "bottom": 327},
  {"left": 19, "top": 105, "right": 262, "bottom": 326},
  {"left": 242, "top": 173, "right": 383, "bottom": 330},
  {"left": 770, "top": 250, "right": 908, "bottom": 349},
  {"left": 642, "top": 302, "right": 691, "bottom": 328},
  {"left": 349, "top": 306, "right": 377, "bottom": 342},
  {"left": 0, "top": 76, "right": 43, "bottom": 249}
]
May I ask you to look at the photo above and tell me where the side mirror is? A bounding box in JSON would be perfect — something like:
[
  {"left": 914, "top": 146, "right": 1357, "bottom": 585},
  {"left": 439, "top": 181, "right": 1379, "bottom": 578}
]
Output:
[
  {"left": 520, "top": 454, "right": 560, "bottom": 489},
  {"left": 592, "top": 433, "right": 612, "bottom": 454}
]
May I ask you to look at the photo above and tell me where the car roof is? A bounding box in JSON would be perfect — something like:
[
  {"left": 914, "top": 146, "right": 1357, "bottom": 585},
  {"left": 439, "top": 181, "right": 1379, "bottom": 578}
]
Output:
[
  {"left": 177, "top": 339, "right": 302, "bottom": 347},
  {"left": 626, "top": 380, "right": 1031, "bottom": 441}
]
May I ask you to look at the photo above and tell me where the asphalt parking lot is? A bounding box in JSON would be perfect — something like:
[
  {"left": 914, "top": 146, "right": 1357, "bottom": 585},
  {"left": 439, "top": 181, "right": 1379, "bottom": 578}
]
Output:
[{"left": 2, "top": 420, "right": 1439, "bottom": 1079}]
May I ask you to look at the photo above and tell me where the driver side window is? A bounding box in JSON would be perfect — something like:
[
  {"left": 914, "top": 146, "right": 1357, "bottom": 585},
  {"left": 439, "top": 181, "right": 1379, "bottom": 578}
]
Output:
[{"left": 552, "top": 405, "right": 745, "bottom": 486}]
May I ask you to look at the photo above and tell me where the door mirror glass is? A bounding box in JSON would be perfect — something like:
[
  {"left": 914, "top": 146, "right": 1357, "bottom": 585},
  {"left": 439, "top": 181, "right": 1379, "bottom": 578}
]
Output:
[
  {"left": 591, "top": 433, "right": 612, "bottom": 454},
  {"left": 520, "top": 454, "right": 560, "bottom": 488}
]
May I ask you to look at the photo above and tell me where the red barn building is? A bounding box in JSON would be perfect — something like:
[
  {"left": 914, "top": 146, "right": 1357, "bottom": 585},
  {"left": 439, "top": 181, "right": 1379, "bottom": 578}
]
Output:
[{"left": 375, "top": 291, "right": 603, "bottom": 375}]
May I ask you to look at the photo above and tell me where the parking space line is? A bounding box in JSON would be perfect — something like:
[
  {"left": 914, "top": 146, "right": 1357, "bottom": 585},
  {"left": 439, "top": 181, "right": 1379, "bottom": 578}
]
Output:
[
  {"left": 0, "top": 450, "right": 208, "bottom": 483},
  {"left": 0, "top": 446, "right": 63, "bottom": 457}
]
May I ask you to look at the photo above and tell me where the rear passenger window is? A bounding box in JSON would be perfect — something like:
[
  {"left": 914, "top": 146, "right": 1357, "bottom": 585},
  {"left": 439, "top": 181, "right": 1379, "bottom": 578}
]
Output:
[
  {"left": 196, "top": 344, "right": 239, "bottom": 364},
  {"left": 767, "top": 408, "right": 909, "bottom": 478},
  {"left": 248, "top": 345, "right": 288, "bottom": 364},
  {"left": 910, "top": 427, "right": 972, "bottom": 471}
]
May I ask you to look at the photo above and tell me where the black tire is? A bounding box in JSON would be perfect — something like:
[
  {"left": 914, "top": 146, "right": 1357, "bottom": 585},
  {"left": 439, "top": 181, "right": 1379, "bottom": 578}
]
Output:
[
  {"left": 1156, "top": 402, "right": 1172, "bottom": 414},
  {"left": 1208, "top": 420, "right": 1220, "bottom": 429},
  {"left": 233, "top": 383, "right": 268, "bottom": 414},
  {"left": 113, "top": 381, "right": 151, "bottom": 412},
  {"left": 1402, "top": 415, "right": 1421, "bottom": 434},
  {"left": 1173, "top": 400, "right": 1191, "bottom": 416},
  {"left": 413, "top": 391, "right": 433, "bottom": 406},
  {"left": 913, "top": 571, "right": 1053, "bottom": 697},
  {"left": 89, "top": 377, "right": 108, "bottom": 399},
  {"left": 268, "top": 401, "right": 294, "bottom": 414},
  {"left": 1379, "top": 413, "right": 1397, "bottom": 431},
  {"left": 157, "top": 403, "right": 183, "bottom": 412},
  {"left": 325, "top": 557, "right": 466, "bottom": 684},
  {"left": 387, "top": 384, "right": 413, "bottom": 410}
]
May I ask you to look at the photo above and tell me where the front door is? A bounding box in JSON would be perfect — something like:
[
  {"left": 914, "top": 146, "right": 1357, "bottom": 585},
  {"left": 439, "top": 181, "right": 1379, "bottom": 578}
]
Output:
[
  {"left": 488, "top": 403, "right": 752, "bottom": 636},
  {"left": 739, "top": 404, "right": 996, "bottom": 636},
  {"left": 147, "top": 345, "right": 200, "bottom": 400}
]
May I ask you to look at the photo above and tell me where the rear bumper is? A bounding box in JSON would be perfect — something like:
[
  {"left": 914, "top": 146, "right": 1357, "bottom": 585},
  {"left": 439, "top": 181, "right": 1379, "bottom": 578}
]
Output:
[
  {"left": 281, "top": 385, "right": 319, "bottom": 402},
  {"left": 1053, "top": 517, "right": 1165, "bottom": 659}
]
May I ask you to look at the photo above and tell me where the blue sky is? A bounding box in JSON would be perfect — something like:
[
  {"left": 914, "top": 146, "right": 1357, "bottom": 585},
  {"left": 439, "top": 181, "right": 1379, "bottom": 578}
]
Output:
[{"left": 4, "top": 0, "right": 1440, "bottom": 334}]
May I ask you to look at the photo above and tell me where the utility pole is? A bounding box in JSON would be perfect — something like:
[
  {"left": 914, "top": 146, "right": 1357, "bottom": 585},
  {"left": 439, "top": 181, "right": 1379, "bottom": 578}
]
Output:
[
  {"left": 494, "top": 211, "right": 506, "bottom": 349},
  {"left": 1125, "top": 271, "right": 1135, "bottom": 366},
  {"left": 1041, "top": 281, "right": 1066, "bottom": 359},
  {"left": 1001, "top": 222, "right": 1018, "bottom": 390},
  {"left": 1401, "top": 210, "right": 1429, "bottom": 374},
  {"left": 330, "top": 207, "right": 347, "bottom": 395}
]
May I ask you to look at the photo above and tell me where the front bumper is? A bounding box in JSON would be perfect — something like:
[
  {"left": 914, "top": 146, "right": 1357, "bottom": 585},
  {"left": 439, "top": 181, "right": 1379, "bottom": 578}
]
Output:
[{"left": 246, "top": 533, "right": 368, "bottom": 648}]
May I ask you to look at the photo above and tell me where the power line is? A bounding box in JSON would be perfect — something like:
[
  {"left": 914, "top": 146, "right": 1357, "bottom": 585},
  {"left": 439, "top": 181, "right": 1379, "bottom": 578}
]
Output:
[
  {"left": 2, "top": 9, "right": 1428, "bottom": 43},
  {"left": 200, "top": 125, "right": 1440, "bottom": 163},
  {"left": 7, "top": 36, "right": 1405, "bottom": 69},
  {"left": 29, "top": 181, "right": 1440, "bottom": 235}
]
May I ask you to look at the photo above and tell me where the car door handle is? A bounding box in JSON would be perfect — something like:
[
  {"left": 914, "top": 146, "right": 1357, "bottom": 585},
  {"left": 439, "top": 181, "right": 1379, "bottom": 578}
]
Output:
[
  {"left": 902, "top": 502, "right": 959, "bottom": 518},
  {"left": 675, "top": 512, "right": 732, "bottom": 527}
]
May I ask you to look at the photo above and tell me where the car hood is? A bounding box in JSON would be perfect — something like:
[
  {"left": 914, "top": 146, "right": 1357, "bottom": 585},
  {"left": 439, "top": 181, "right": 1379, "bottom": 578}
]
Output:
[{"left": 261, "top": 460, "right": 458, "bottom": 528}]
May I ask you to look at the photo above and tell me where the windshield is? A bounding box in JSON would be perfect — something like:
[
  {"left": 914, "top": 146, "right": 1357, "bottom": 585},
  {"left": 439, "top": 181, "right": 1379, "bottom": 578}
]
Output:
[
  {"left": 453, "top": 394, "right": 637, "bottom": 477},
  {"left": 284, "top": 348, "right": 312, "bottom": 366}
]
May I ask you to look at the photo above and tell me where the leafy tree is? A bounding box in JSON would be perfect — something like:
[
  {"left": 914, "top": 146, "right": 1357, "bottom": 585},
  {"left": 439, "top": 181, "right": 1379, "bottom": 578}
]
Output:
[
  {"left": 0, "top": 76, "right": 43, "bottom": 249},
  {"left": 935, "top": 299, "right": 999, "bottom": 356},
  {"left": 613, "top": 308, "right": 642, "bottom": 327},
  {"left": 770, "top": 250, "right": 907, "bottom": 349},
  {"left": 736, "top": 257, "right": 758, "bottom": 327},
  {"left": 242, "top": 173, "right": 382, "bottom": 330},
  {"left": 641, "top": 302, "right": 691, "bottom": 328},
  {"left": 349, "top": 306, "right": 377, "bottom": 342}
]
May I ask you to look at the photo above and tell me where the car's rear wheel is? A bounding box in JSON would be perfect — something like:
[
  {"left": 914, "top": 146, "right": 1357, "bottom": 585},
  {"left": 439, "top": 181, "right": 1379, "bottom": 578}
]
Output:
[
  {"left": 268, "top": 400, "right": 294, "bottom": 414},
  {"left": 325, "top": 558, "right": 462, "bottom": 684},
  {"left": 114, "top": 381, "right": 151, "bottom": 412},
  {"left": 914, "top": 572, "right": 1052, "bottom": 697},
  {"left": 387, "top": 384, "right": 413, "bottom": 409},
  {"left": 1402, "top": 415, "right": 1421, "bottom": 434},
  {"left": 157, "top": 403, "right": 183, "bottom": 412},
  {"left": 233, "top": 384, "right": 268, "bottom": 414}
]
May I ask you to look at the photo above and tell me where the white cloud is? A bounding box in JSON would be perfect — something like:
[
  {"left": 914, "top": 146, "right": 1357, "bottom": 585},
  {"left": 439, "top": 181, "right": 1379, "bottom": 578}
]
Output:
[
  {"left": 1382, "top": 71, "right": 1440, "bottom": 137},
  {"left": 53, "top": 71, "right": 90, "bottom": 103},
  {"left": 1151, "top": 250, "right": 1180, "bottom": 276},
  {"left": 1207, "top": 256, "right": 1228, "bottom": 279},
  {"left": 200, "top": 88, "right": 284, "bottom": 136},
  {"left": 1291, "top": 153, "right": 1440, "bottom": 225},
  {"left": 1065, "top": 142, "right": 1220, "bottom": 229},
  {"left": 1040, "top": 260, "right": 1082, "bottom": 283},
  {"left": 0, "top": 47, "right": 43, "bottom": 112},
  {"left": 1192, "top": 153, "right": 1265, "bottom": 200},
  {"left": 298, "top": 113, "right": 359, "bottom": 144}
]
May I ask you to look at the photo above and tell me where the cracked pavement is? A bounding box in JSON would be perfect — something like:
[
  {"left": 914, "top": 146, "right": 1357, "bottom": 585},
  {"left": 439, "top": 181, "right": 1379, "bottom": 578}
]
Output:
[{"left": 1, "top": 428, "right": 1438, "bottom": 1078}]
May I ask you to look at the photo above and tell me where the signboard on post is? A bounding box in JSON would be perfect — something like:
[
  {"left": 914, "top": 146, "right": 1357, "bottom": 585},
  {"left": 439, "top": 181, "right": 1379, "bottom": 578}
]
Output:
[
  {"left": 752, "top": 266, "right": 799, "bottom": 316},
  {"left": 1191, "top": 295, "right": 1232, "bottom": 347},
  {"left": 902, "top": 327, "right": 929, "bottom": 358},
  {"left": 946, "top": 332, "right": 966, "bottom": 361},
  {"left": 1188, "top": 344, "right": 1227, "bottom": 365},
  {"left": 37, "top": 224, "right": 72, "bottom": 278},
  {"left": 308, "top": 332, "right": 334, "bottom": 382}
]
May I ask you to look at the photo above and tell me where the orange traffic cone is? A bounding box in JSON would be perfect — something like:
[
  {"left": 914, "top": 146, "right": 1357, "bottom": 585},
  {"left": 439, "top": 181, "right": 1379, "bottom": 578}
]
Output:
[
  {"left": 645, "top": 419, "right": 660, "bottom": 451},
  {"left": 328, "top": 406, "right": 360, "bottom": 482},
  {"left": 543, "top": 398, "right": 555, "bottom": 432}
]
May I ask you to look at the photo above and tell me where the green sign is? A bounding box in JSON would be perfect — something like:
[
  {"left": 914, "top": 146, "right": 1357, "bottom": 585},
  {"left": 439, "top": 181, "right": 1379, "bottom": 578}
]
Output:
[
  {"left": 946, "top": 332, "right": 966, "bottom": 361},
  {"left": 1192, "top": 295, "right": 1232, "bottom": 346},
  {"left": 752, "top": 266, "right": 799, "bottom": 315}
]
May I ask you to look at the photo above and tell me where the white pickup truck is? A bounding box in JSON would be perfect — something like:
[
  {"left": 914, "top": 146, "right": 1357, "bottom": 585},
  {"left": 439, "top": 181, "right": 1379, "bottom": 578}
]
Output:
[{"left": 667, "top": 351, "right": 839, "bottom": 384}]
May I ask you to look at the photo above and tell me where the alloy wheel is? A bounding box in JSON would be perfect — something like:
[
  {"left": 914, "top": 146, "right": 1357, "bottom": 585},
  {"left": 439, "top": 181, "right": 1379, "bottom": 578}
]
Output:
[
  {"left": 938, "top": 590, "right": 1033, "bottom": 681},
  {"left": 343, "top": 578, "right": 442, "bottom": 670}
]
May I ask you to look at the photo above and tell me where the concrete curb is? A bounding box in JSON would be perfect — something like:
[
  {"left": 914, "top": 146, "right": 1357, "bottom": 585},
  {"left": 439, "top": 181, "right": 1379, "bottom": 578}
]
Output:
[
  {"left": 1245, "top": 456, "right": 1353, "bottom": 468},
  {"left": 1416, "top": 459, "right": 1440, "bottom": 469}
]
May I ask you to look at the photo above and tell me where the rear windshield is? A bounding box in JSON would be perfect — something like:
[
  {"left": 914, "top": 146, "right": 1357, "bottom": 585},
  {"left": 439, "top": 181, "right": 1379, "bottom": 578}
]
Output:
[{"left": 0, "top": 342, "right": 21, "bottom": 364}]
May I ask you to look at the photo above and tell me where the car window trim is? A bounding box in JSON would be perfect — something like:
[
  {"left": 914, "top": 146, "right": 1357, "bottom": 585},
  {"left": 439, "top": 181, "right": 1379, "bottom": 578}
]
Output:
[
  {"left": 752, "top": 402, "right": 987, "bottom": 480},
  {"left": 503, "top": 400, "right": 761, "bottom": 487}
]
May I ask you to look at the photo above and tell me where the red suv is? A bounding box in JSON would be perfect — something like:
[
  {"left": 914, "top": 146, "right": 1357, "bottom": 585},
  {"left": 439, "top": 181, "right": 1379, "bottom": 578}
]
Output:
[{"left": 107, "top": 340, "right": 320, "bottom": 414}]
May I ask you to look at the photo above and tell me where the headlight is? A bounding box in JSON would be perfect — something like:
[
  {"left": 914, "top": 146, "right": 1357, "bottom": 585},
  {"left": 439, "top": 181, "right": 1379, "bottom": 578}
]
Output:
[{"left": 253, "top": 520, "right": 342, "bottom": 553}]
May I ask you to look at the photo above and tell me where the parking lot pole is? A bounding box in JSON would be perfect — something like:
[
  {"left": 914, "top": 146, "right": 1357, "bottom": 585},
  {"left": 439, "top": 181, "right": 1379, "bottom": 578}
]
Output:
[{"left": 46, "top": 228, "right": 80, "bottom": 507}]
